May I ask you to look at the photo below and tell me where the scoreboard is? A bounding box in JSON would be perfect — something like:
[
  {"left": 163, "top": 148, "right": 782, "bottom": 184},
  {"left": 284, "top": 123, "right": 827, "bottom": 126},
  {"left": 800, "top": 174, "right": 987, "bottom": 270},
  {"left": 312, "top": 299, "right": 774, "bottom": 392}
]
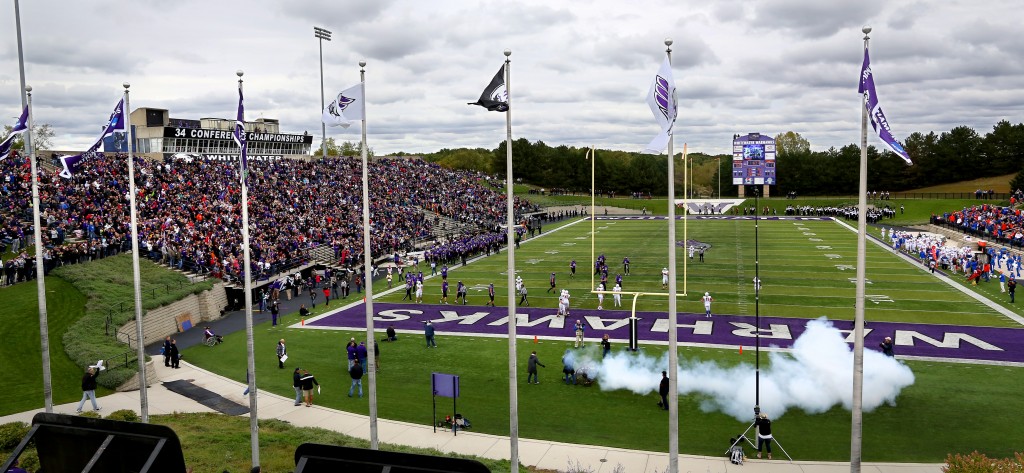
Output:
[{"left": 732, "top": 132, "right": 776, "bottom": 186}]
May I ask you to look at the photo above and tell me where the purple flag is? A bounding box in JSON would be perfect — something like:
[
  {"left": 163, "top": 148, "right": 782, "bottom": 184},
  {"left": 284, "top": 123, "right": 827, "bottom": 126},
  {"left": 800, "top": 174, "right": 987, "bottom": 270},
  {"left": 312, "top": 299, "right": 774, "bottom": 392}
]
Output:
[
  {"left": 233, "top": 85, "right": 247, "bottom": 174},
  {"left": 59, "top": 98, "right": 126, "bottom": 178},
  {"left": 859, "top": 47, "right": 912, "bottom": 165},
  {"left": 0, "top": 106, "right": 30, "bottom": 160}
]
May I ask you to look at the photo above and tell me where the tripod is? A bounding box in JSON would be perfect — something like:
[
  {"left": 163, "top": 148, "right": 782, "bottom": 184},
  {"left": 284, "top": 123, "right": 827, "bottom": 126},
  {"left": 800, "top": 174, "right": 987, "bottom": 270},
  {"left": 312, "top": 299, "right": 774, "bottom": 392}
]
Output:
[{"left": 724, "top": 420, "right": 794, "bottom": 462}]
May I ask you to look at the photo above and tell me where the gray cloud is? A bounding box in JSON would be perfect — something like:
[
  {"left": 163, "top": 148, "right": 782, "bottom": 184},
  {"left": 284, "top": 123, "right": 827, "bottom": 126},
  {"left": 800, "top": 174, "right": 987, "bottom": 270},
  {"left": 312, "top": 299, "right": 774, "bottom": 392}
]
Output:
[
  {"left": 277, "top": 0, "right": 396, "bottom": 27},
  {"left": 0, "top": 0, "right": 1020, "bottom": 157},
  {"left": 748, "top": 0, "right": 886, "bottom": 39},
  {"left": 590, "top": 32, "right": 718, "bottom": 71}
]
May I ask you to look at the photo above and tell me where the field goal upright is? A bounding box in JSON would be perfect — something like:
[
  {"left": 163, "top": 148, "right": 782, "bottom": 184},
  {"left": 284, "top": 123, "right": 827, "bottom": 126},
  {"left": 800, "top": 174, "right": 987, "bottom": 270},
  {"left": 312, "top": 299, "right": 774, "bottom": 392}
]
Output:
[{"left": 586, "top": 146, "right": 689, "bottom": 350}]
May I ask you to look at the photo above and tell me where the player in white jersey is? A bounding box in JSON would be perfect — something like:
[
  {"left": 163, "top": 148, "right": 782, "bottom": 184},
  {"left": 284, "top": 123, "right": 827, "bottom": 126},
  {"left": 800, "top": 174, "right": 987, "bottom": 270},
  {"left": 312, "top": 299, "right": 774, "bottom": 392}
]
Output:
[
  {"left": 661, "top": 268, "right": 669, "bottom": 289},
  {"left": 415, "top": 280, "right": 424, "bottom": 303},
  {"left": 574, "top": 319, "right": 586, "bottom": 348},
  {"left": 701, "top": 292, "right": 713, "bottom": 317},
  {"left": 596, "top": 283, "right": 605, "bottom": 310},
  {"left": 515, "top": 275, "right": 523, "bottom": 292},
  {"left": 613, "top": 283, "right": 622, "bottom": 307}
]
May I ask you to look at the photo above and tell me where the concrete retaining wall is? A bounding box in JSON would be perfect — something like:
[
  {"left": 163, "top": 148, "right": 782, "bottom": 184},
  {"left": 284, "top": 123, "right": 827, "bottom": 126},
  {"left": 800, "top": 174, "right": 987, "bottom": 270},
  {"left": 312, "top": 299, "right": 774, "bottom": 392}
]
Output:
[
  {"left": 115, "top": 282, "right": 227, "bottom": 391},
  {"left": 116, "top": 358, "right": 159, "bottom": 392}
]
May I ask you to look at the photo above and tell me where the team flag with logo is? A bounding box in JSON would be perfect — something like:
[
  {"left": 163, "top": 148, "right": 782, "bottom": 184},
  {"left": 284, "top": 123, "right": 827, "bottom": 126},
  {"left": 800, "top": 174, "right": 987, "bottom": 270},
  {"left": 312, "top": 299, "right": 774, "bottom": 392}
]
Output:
[
  {"left": 59, "top": 98, "right": 125, "bottom": 178},
  {"left": 233, "top": 85, "right": 247, "bottom": 173},
  {"left": 322, "top": 84, "right": 364, "bottom": 128},
  {"left": 859, "top": 47, "right": 912, "bottom": 165},
  {"left": 0, "top": 106, "right": 29, "bottom": 160},
  {"left": 468, "top": 65, "right": 508, "bottom": 112},
  {"left": 644, "top": 57, "right": 677, "bottom": 154}
]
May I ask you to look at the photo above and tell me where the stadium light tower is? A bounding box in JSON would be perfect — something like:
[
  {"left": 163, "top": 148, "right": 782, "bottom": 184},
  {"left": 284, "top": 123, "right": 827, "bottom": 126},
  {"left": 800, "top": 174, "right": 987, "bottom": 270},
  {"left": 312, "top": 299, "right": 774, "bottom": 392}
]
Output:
[{"left": 314, "top": 26, "right": 332, "bottom": 159}]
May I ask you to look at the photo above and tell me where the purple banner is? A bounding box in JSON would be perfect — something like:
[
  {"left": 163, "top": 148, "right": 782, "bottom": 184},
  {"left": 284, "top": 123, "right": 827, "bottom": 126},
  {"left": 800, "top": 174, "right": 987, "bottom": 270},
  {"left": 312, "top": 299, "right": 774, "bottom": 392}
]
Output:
[
  {"left": 431, "top": 373, "right": 460, "bottom": 398},
  {"left": 0, "top": 106, "right": 29, "bottom": 160},
  {"left": 59, "top": 98, "right": 125, "bottom": 178},
  {"left": 859, "top": 46, "right": 912, "bottom": 164},
  {"left": 308, "top": 302, "right": 1024, "bottom": 364},
  {"left": 592, "top": 216, "right": 833, "bottom": 221},
  {"left": 233, "top": 85, "right": 247, "bottom": 173}
]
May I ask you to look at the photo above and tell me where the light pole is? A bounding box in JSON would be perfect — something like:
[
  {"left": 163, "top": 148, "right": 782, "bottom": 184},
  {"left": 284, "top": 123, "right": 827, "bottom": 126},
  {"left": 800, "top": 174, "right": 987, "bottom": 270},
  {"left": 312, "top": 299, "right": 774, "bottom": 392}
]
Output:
[{"left": 314, "top": 26, "right": 332, "bottom": 159}]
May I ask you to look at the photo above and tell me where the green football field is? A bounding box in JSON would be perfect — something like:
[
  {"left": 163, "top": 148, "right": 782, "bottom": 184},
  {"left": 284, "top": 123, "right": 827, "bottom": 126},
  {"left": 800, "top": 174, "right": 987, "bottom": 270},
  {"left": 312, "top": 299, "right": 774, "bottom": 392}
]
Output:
[
  {"left": 378, "top": 216, "right": 1020, "bottom": 327},
  {"left": 182, "top": 216, "right": 1024, "bottom": 462}
]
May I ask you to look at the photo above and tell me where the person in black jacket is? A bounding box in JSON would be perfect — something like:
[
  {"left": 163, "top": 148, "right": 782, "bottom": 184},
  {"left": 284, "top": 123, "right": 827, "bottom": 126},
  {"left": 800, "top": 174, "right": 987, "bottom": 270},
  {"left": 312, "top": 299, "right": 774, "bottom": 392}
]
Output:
[
  {"left": 657, "top": 371, "right": 669, "bottom": 410},
  {"left": 527, "top": 351, "right": 545, "bottom": 384},
  {"left": 385, "top": 324, "right": 397, "bottom": 342},
  {"left": 879, "top": 336, "right": 895, "bottom": 357},
  {"left": 348, "top": 360, "right": 364, "bottom": 398},
  {"left": 163, "top": 336, "right": 173, "bottom": 367},
  {"left": 292, "top": 368, "right": 303, "bottom": 406},
  {"left": 300, "top": 369, "right": 319, "bottom": 407},
  {"left": 76, "top": 366, "right": 101, "bottom": 412},
  {"left": 755, "top": 413, "right": 773, "bottom": 459},
  {"left": 169, "top": 339, "right": 180, "bottom": 369}
]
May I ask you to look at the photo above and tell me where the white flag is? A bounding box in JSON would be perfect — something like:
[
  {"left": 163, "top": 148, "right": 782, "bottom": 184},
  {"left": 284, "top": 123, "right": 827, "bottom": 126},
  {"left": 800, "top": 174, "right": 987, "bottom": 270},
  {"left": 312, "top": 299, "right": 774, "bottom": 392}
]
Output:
[
  {"left": 322, "top": 84, "right": 364, "bottom": 128},
  {"left": 643, "top": 57, "right": 677, "bottom": 154}
]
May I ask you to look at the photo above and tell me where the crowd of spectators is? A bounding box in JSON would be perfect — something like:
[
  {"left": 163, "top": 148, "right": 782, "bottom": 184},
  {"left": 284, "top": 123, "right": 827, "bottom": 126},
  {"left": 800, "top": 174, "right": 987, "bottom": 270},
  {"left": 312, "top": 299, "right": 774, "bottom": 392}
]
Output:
[
  {"left": 932, "top": 203, "right": 1024, "bottom": 248},
  {"left": 1, "top": 153, "right": 535, "bottom": 285}
]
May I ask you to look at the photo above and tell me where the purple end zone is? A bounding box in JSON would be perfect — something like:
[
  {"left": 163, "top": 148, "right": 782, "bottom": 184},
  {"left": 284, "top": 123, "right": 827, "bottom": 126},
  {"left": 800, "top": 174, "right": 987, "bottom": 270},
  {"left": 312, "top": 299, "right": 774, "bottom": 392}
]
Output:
[
  {"left": 308, "top": 303, "right": 1024, "bottom": 364},
  {"left": 592, "top": 216, "right": 834, "bottom": 221}
]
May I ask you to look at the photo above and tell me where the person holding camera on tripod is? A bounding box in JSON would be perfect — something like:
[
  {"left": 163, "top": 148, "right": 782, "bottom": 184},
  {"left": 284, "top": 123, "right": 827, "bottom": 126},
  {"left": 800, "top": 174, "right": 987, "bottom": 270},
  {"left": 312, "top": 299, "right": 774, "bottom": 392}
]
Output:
[{"left": 755, "top": 412, "right": 773, "bottom": 459}]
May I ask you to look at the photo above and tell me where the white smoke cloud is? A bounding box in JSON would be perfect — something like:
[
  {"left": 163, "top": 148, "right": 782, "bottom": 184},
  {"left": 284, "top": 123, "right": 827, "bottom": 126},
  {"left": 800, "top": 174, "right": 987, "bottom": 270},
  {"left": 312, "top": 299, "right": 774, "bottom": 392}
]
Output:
[{"left": 578, "top": 317, "right": 915, "bottom": 421}]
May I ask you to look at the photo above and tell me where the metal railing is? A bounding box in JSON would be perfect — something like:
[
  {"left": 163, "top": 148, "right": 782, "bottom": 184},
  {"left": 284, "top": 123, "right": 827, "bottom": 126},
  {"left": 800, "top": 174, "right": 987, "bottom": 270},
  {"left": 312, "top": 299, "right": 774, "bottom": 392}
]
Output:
[{"left": 107, "top": 333, "right": 139, "bottom": 370}]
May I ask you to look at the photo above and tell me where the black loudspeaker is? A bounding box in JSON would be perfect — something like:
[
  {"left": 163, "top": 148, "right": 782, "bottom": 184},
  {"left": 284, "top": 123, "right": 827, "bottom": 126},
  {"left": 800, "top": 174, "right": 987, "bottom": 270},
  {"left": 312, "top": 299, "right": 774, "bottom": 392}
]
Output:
[
  {"left": 1, "top": 413, "right": 186, "bottom": 473},
  {"left": 293, "top": 443, "right": 491, "bottom": 473}
]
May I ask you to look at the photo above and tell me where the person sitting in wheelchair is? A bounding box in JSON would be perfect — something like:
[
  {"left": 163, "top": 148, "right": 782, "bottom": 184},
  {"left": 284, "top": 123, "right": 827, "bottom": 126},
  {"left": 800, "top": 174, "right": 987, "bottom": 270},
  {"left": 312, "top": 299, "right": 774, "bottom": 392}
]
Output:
[{"left": 204, "top": 326, "right": 224, "bottom": 344}]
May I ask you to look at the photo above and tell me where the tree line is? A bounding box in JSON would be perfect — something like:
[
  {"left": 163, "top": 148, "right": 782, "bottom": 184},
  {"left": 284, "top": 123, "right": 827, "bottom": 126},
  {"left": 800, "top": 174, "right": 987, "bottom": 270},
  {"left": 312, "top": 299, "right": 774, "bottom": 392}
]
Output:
[
  {"left": 10, "top": 118, "right": 1021, "bottom": 196},
  {"left": 411, "top": 120, "right": 1024, "bottom": 197}
]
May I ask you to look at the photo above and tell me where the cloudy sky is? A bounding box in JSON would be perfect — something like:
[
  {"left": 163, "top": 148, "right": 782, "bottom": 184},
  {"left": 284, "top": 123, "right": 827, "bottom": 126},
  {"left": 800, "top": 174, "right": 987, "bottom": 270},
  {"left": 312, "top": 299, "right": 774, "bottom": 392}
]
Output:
[{"left": 1, "top": 0, "right": 1021, "bottom": 156}]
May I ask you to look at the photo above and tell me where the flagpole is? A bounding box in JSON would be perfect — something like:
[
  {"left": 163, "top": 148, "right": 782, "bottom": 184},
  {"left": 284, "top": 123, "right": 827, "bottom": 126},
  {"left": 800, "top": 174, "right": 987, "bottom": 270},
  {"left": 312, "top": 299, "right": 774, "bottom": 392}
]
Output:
[
  {"left": 850, "top": 25, "right": 871, "bottom": 473},
  {"left": 25, "top": 86, "right": 53, "bottom": 413},
  {"left": 14, "top": 0, "right": 28, "bottom": 109},
  {"left": 359, "top": 60, "right": 380, "bottom": 450},
  {"left": 237, "top": 69, "right": 261, "bottom": 469},
  {"left": 502, "top": 48, "right": 521, "bottom": 473},
  {"left": 664, "top": 38, "right": 680, "bottom": 473},
  {"left": 682, "top": 142, "right": 687, "bottom": 296},
  {"left": 314, "top": 26, "right": 332, "bottom": 158},
  {"left": 124, "top": 83, "right": 149, "bottom": 422},
  {"left": 589, "top": 146, "right": 595, "bottom": 294}
]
